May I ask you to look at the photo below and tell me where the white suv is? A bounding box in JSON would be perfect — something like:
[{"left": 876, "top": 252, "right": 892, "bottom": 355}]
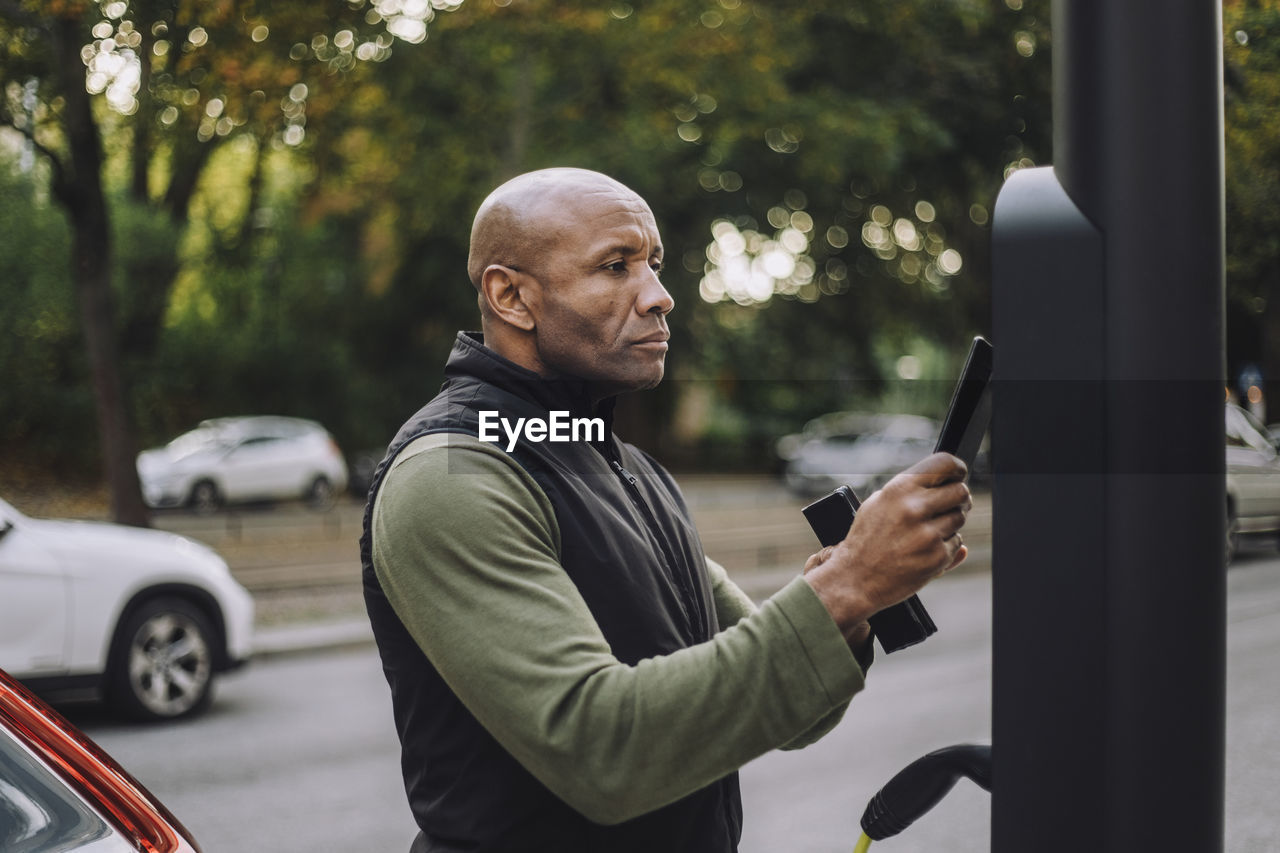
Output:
[
  {"left": 137, "top": 415, "right": 349, "bottom": 513},
  {"left": 0, "top": 496, "right": 253, "bottom": 720}
]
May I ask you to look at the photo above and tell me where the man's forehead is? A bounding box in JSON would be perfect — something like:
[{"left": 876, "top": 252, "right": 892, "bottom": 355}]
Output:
[
  {"left": 546, "top": 181, "right": 652, "bottom": 218},
  {"left": 542, "top": 187, "right": 661, "bottom": 251}
]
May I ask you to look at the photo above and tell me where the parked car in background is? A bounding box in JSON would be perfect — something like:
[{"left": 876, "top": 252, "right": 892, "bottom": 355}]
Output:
[
  {"left": 774, "top": 411, "right": 901, "bottom": 465},
  {"left": 783, "top": 414, "right": 941, "bottom": 497},
  {"left": 137, "top": 416, "right": 348, "bottom": 513},
  {"left": 0, "top": 667, "right": 201, "bottom": 851},
  {"left": 1226, "top": 402, "right": 1280, "bottom": 563},
  {"left": 0, "top": 496, "right": 253, "bottom": 721}
]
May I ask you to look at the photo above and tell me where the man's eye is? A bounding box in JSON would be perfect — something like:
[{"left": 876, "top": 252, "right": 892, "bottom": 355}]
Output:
[
  {"left": 650, "top": 261, "right": 664, "bottom": 276},
  {"left": 605, "top": 261, "right": 628, "bottom": 274}
]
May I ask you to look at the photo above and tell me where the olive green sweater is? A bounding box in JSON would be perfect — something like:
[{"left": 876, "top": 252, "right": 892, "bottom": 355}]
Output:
[{"left": 370, "top": 432, "right": 870, "bottom": 825}]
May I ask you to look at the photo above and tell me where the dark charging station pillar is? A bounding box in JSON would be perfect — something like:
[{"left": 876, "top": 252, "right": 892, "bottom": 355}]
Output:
[{"left": 991, "top": 2, "right": 1225, "bottom": 851}]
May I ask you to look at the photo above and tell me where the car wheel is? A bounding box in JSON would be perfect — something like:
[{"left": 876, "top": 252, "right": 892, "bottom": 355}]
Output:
[
  {"left": 304, "top": 475, "right": 335, "bottom": 510},
  {"left": 1225, "top": 501, "right": 1239, "bottom": 566},
  {"left": 187, "top": 479, "right": 221, "bottom": 515},
  {"left": 108, "top": 598, "right": 215, "bottom": 722}
]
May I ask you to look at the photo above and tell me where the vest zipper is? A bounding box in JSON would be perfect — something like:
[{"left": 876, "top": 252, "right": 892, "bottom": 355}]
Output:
[{"left": 608, "top": 457, "right": 707, "bottom": 643}]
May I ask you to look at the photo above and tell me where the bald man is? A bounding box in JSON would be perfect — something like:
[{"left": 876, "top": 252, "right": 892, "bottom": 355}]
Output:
[{"left": 360, "top": 168, "right": 971, "bottom": 853}]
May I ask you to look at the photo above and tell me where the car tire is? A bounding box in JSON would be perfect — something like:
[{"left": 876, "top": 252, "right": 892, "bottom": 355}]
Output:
[
  {"left": 187, "top": 480, "right": 221, "bottom": 515},
  {"left": 107, "top": 597, "right": 216, "bottom": 722},
  {"left": 304, "top": 475, "right": 335, "bottom": 510}
]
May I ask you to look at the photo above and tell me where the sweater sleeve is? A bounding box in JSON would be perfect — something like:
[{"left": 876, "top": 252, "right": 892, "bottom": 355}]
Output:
[
  {"left": 371, "top": 433, "right": 867, "bottom": 826},
  {"left": 703, "top": 556, "right": 858, "bottom": 750}
]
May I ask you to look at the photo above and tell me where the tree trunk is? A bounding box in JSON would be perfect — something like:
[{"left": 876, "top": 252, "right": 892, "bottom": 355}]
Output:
[
  {"left": 53, "top": 15, "right": 150, "bottom": 526},
  {"left": 129, "top": 36, "right": 151, "bottom": 203},
  {"left": 233, "top": 134, "right": 268, "bottom": 254},
  {"left": 163, "top": 133, "right": 218, "bottom": 223}
]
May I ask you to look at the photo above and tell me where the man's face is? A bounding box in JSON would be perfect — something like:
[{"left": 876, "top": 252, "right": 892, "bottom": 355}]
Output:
[{"left": 524, "top": 185, "right": 673, "bottom": 397}]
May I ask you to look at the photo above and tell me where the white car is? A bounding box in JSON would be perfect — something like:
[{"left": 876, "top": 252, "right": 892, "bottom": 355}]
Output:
[
  {"left": 0, "top": 496, "right": 253, "bottom": 721},
  {"left": 783, "top": 414, "right": 941, "bottom": 497},
  {"left": 1226, "top": 402, "right": 1280, "bottom": 562},
  {"left": 137, "top": 415, "right": 349, "bottom": 512}
]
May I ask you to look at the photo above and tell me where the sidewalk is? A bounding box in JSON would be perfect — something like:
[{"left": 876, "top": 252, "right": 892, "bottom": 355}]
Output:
[{"left": 254, "top": 617, "right": 375, "bottom": 659}]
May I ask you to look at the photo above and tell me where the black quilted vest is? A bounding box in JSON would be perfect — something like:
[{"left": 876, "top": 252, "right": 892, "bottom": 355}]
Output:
[{"left": 360, "top": 332, "right": 741, "bottom": 852}]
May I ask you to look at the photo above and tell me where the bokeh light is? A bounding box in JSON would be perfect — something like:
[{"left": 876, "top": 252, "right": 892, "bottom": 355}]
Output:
[
  {"left": 84, "top": 32, "right": 141, "bottom": 115},
  {"left": 367, "top": 0, "right": 465, "bottom": 46},
  {"left": 858, "top": 200, "right": 965, "bottom": 290},
  {"left": 896, "top": 355, "right": 922, "bottom": 380},
  {"left": 699, "top": 215, "right": 817, "bottom": 306},
  {"left": 1014, "top": 30, "right": 1036, "bottom": 58},
  {"left": 701, "top": 190, "right": 968, "bottom": 304}
]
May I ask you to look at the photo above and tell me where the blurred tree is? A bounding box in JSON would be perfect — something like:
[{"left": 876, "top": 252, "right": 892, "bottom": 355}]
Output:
[
  {"left": 678, "top": 0, "right": 1050, "bottom": 458},
  {"left": 0, "top": 159, "right": 92, "bottom": 471},
  {"left": 0, "top": 0, "right": 421, "bottom": 521},
  {"left": 0, "top": 1, "right": 140, "bottom": 520},
  {"left": 287, "top": 0, "right": 1051, "bottom": 461},
  {"left": 1224, "top": 0, "right": 1280, "bottom": 418},
  {"left": 2, "top": 0, "right": 1060, "bottom": 483}
]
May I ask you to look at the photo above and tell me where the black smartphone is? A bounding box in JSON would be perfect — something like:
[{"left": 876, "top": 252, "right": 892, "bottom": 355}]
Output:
[{"left": 935, "top": 336, "right": 994, "bottom": 470}]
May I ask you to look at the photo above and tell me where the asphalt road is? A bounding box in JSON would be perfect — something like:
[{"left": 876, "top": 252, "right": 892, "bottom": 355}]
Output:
[
  {"left": 743, "top": 544, "right": 1280, "bottom": 853},
  {"left": 63, "top": 546, "right": 1280, "bottom": 853},
  {"left": 64, "top": 647, "right": 418, "bottom": 851}
]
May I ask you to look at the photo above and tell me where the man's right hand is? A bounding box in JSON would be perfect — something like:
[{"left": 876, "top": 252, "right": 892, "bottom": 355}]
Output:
[{"left": 803, "top": 453, "right": 972, "bottom": 643}]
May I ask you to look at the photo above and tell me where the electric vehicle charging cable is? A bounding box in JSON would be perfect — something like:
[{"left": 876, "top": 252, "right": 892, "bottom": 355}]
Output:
[{"left": 851, "top": 743, "right": 991, "bottom": 851}]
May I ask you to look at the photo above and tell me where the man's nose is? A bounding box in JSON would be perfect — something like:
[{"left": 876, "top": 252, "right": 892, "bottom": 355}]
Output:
[{"left": 638, "top": 269, "right": 675, "bottom": 315}]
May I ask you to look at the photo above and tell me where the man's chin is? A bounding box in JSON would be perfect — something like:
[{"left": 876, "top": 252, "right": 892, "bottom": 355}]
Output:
[
  {"left": 591, "top": 366, "right": 665, "bottom": 399},
  {"left": 634, "top": 363, "right": 666, "bottom": 392}
]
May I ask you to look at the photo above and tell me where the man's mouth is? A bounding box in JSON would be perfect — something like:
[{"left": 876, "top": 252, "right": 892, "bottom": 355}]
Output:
[{"left": 632, "top": 332, "right": 670, "bottom": 347}]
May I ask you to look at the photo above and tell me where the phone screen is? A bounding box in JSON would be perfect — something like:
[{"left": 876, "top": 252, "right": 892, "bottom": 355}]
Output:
[{"left": 935, "top": 336, "right": 994, "bottom": 470}]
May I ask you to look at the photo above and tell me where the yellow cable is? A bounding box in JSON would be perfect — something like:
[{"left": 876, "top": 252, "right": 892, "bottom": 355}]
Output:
[{"left": 853, "top": 832, "right": 872, "bottom": 853}]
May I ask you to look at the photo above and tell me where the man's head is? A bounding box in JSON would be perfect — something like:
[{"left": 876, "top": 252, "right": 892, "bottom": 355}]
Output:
[{"left": 467, "top": 168, "right": 673, "bottom": 400}]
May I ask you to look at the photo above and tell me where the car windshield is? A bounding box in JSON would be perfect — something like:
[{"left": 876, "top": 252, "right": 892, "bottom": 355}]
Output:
[{"left": 166, "top": 428, "right": 235, "bottom": 459}]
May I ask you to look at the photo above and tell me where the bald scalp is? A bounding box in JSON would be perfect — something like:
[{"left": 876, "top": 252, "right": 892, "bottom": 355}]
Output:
[{"left": 466, "top": 168, "right": 639, "bottom": 289}]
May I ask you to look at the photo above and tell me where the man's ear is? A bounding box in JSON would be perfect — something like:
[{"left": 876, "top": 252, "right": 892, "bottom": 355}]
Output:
[{"left": 480, "top": 264, "right": 537, "bottom": 331}]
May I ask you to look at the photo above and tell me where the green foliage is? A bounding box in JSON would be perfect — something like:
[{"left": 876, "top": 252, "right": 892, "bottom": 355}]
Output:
[
  {"left": 289, "top": 0, "right": 1052, "bottom": 450},
  {"left": 136, "top": 212, "right": 373, "bottom": 447},
  {"left": 0, "top": 159, "right": 95, "bottom": 469},
  {"left": 30, "top": 0, "right": 1280, "bottom": 478},
  {"left": 1, "top": 0, "right": 1055, "bottom": 471},
  {"left": 111, "top": 192, "right": 181, "bottom": 365},
  {"left": 1224, "top": 0, "right": 1280, "bottom": 406}
]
